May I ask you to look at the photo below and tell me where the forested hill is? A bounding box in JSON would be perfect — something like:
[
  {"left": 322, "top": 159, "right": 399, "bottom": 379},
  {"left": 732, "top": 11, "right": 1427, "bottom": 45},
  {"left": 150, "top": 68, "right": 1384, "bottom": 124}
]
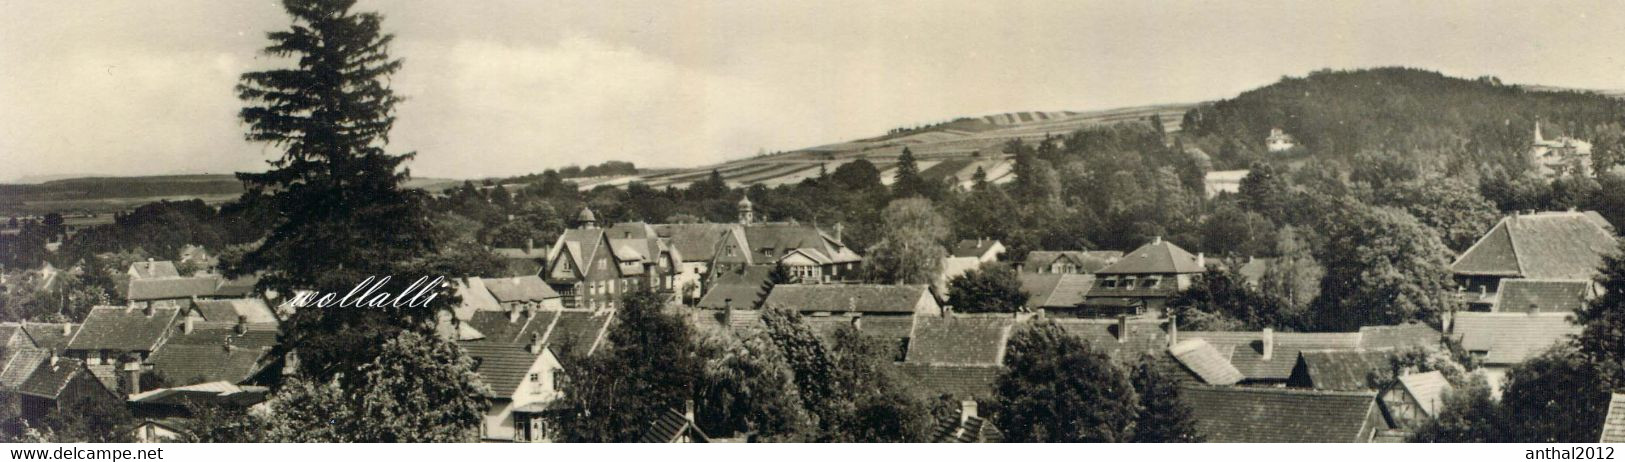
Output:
[{"left": 1179, "top": 67, "right": 1625, "bottom": 171}]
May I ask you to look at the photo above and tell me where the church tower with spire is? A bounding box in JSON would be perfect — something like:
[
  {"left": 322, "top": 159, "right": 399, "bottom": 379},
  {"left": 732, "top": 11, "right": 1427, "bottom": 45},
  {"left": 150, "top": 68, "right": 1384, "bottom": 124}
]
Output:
[{"left": 737, "top": 195, "right": 755, "bottom": 224}]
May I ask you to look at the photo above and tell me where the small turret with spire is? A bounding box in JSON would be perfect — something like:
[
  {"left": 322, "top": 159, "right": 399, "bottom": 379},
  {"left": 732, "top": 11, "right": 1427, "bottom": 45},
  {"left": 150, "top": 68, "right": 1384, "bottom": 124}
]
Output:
[{"left": 577, "top": 206, "right": 598, "bottom": 229}]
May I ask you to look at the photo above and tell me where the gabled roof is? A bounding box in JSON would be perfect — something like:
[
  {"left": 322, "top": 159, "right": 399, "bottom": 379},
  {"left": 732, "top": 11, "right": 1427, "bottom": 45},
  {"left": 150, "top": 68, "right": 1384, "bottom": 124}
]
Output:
[
  {"left": 0, "top": 349, "right": 50, "bottom": 389},
  {"left": 1022, "top": 250, "right": 1120, "bottom": 273},
  {"left": 19, "top": 323, "right": 77, "bottom": 352},
  {"left": 1097, "top": 239, "right": 1204, "bottom": 275},
  {"left": 906, "top": 315, "right": 1015, "bottom": 366},
  {"left": 894, "top": 364, "right": 1003, "bottom": 400},
  {"left": 951, "top": 239, "right": 1003, "bottom": 259},
  {"left": 696, "top": 266, "right": 774, "bottom": 310},
  {"left": 934, "top": 413, "right": 1004, "bottom": 443},
  {"left": 1169, "top": 339, "right": 1244, "bottom": 386},
  {"left": 460, "top": 341, "right": 554, "bottom": 399},
  {"left": 1451, "top": 211, "right": 1617, "bottom": 279},
  {"left": 191, "top": 299, "right": 277, "bottom": 324},
  {"left": 1295, "top": 349, "right": 1397, "bottom": 391},
  {"left": 464, "top": 310, "right": 557, "bottom": 345},
  {"left": 148, "top": 327, "right": 278, "bottom": 386},
  {"left": 127, "top": 381, "right": 269, "bottom": 408},
  {"left": 550, "top": 228, "right": 607, "bottom": 278},
  {"left": 17, "top": 357, "right": 100, "bottom": 399},
  {"left": 737, "top": 223, "right": 860, "bottom": 265},
  {"left": 1019, "top": 273, "right": 1093, "bottom": 309},
  {"left": 1357, "top": 323, "right": 1442, "bottom": 350},
  {"left": 451, "top": 277, "right": 502, "bottom": 320},
  {"left": 1494, "top": 279, "right": 1591, "bottom": 314},
  {"left": 639, "top": 408, "right": 709, "bottom": 443},
  {"left": 127, "top": 276, "right": 224, "bottom": 301},
  {"left": 653, "top": 223, "right": 738, "bottom": 262},
  {"left": 1053, "top": 318, "right": 1170, "bottom": 361},
  {"left": 1603, "top": 393, "right": 1625, "bottom": 443},
  {"left": 1182, "top": 385, "right": 1383, "bottom": 443},
  {"left": 1398, "top": 371, "right": 1452, "bottom": 418},
  {"left": 481, "top": 276, "right": 560, "bottom": 303},
  {"left": 67, "top": 306, "right": 180, "bottom": 352},
  {"left": 761, "top": 284, "right": 935, "bottom": 314},
  {"left": 1181, "top": 330, "right": 1363, "bottom": 381},
  {"left": 547, "top": 310, "right": 612, "bottom": 357},
  {"left": 1450, "top": 312, "right": 1580, "bottom": 365},
  {"left": 128, "top": 261, "right": 180, "bottom": 279}
]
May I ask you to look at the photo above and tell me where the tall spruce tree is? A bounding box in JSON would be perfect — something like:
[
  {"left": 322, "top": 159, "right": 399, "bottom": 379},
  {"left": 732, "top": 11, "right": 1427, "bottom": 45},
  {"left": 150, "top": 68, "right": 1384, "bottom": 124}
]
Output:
[{"left": 234, "top": 0, "right": 450, "bottom": 379}]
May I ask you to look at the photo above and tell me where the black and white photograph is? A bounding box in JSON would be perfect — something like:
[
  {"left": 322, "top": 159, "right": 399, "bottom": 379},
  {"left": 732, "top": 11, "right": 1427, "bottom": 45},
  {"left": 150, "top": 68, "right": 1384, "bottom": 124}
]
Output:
[{"left": 1, "top": 0, "right": 1624, "bottom": 453}]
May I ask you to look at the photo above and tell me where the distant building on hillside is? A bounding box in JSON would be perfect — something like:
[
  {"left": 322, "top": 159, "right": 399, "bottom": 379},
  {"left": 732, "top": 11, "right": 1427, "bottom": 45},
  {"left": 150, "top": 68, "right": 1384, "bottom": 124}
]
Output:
[{"left": 1265, "top": 128, "right": 1296, "bottom": 152}]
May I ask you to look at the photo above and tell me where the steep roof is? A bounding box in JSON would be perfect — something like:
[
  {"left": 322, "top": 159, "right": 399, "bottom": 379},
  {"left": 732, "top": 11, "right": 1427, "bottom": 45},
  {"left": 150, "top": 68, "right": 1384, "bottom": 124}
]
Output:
[
  {"left": 696, "top": 266, "right": 774, "bottom": 310},
  {"left": 128, "top": 261, "right": 180, "bottom": 279},
  {"left": 1295, "top": 349, "right": 1397, "bottom": 391},
  {"left": 460, "top": 339, "right": 552, "bottom": 398},
  {"left": 1451, "top": 211, "right": 1617, "bottom": 279},
  {"left": 951, "top": 239, "right": 1002, "bottom": 259},
  {"left": 191, "top": 299, "right": 277, "bottom": 324},
  {"left": 1097, "top": 239, "right": 1204, "bottom": 275},
  {"left": 67, "top": 306, "right": 180, "bottom": 352},
  {"left": 127, "top": 276, "right": 225, "bottom": 301},
  {"left": 1181, "top": 330, "right": 1363, "bottom": 381},
  {"left": 738, "top": 223, "right": 860, "bottom": 265},
  {"left": 639, "top": 408, "right": 708, "bottom": 443},
  {"left": 547, "top": 310, "right": 612, "bottom": 357},
  {"left": 148, "top": 327, "right": 278, "bottom": 386},
  {"left": 1019, "top": 273, "right": 1093, "bottom": 309},
  {"left": 550, "top": 228, "right": 606, "bottom": 278},
  {"left": 0, "top": 349, "right": 50, "bottom": 389},
  {"left": 761, "top": 284, "right": 934, "bottom": 314},
  {"left": 19, "top": 323, "right": 77, "bottom": 352},
  {"left": 1182, "top": 386, "right": 1382, "bottom": 443},
  {"left": 457, "top": 309, "right": 609, "bottom": 398},
  {"left": 653, "top": 223, "right": 738, "bottom": 262},
  {"left": 906, "top": 315, "right": 1015, "bottom": 366},
  {"left": 17, "top": 358, "right": 99, "bottom": 399},
  {"left": 1022, "top": 250, "right": 1120, "bottom": 273},
  {"left": 1603, "top": 393, "right": 1625, "bottom": 443},
  {"left": 1398, "top": 371, "right": 1452, "bottom": 418},
  {"left": 1169, "top": 339, "right": 1244, "bottom": 386},
  {"left": 894, "top": 364, "right": 1003, "bottom": 400},
  {"left": 1494, "top": 279, "right": 1591, "bottom": 314},
  {"left": 1451, "top": 312, "right": 1580, "bottom": 365},
  {"left": 1052, "top": 318, "right": 1170, "bottom": 362},
  {"left": 934, "top": 413, "right": 1003, "bottom": 443},
  {"left": 482, "top": 276, "right": 559, "bottom": 303}
]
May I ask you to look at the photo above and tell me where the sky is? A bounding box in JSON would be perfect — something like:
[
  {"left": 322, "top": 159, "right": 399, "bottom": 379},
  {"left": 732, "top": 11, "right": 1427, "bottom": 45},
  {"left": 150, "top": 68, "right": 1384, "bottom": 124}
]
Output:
[{"left": 3, "top": 0, "right": 1625, "bottom": 181}]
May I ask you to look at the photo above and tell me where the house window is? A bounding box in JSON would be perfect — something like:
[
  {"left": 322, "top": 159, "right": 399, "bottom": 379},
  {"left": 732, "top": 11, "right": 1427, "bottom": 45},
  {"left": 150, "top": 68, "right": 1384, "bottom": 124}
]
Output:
[
  {"left": 552, "top": 368, "right": 564, "bottom": 389},
  {"left": 1101, "top": 277, "right": 1117, "bottom": 288},
  {"left": 1141, "top": 277, "right": 1160, "bottom": 289},
  {"left": 530, "top": 373, "right": 540, "bottom": 383}
]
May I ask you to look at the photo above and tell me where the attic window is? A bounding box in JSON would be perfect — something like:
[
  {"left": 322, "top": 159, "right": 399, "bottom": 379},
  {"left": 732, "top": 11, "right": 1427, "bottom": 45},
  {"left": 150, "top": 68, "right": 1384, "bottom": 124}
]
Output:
[{"left": 1141, "top": 276, "right": 1161, "bottom": 288}]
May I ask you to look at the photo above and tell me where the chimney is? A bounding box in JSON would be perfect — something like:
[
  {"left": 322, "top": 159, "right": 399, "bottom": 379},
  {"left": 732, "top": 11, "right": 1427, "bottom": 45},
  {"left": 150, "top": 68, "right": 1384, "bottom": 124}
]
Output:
[
  {"left": 1153, "top": 236, "right": 1162, "bottom": 244},
  {"left": 684, "top": 399, "right": 696, "bottom": 423},
  {"left": 724, "top": 298, "right": 734, "bottom": 328},
  {"left": 48, "top": 350, "right": 58, "bottom": 366},
  {"left": 1261, "top": 327, "right": 1274, "bottom": 360},
  {"left": 528, "top": 332, "right": 543, "bottom": 355},
  {"left": 959, "top": 400, "right": 978, "bottom": 425},
  {"left": 61, "top": 323, "right": 71, "bottom": 336},
  {"left": 509, "top": 303, "right": 522, "bottom": 323},
  {"left": 1117, "top": 314, "right": 1129, "bottom": 343},
  {"left": 1167, "top": 314, "right": 1178, "bottom": 347},
  {"left": 525, "top": 238, "right": 534, "bottom": 253},
  {"left": 834, "top": 223, "right": 844, "bottom": 242},
  {"left": 183, "top": 316, "right": 194, "bottom": 335},
  {"left": 123, "top": 361, "right": 142, "bottom": 396},
  {"left": 1196, "top": 252, "right": 1205, "bottom": 268},
  {"left": 235, "top": 314, "right": 248, "bottom": 334},
  {"left": 851, "top": 315, "right": 863, "bottom": 331}
]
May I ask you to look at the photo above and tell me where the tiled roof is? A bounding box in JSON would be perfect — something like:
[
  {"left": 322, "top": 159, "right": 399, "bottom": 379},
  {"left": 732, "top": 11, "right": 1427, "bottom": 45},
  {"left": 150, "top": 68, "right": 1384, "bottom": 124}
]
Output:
[
  {"left": 1022, "top": 250, "right": 1120, "bottom": 274},
  {"left": 460, "top": 340, "right": 547, "bottom": 398},
  {"left": 639, "top": 408, "right": 708, "bottom": 443},
  {"left": 464, "top": 310, "right": 557, "bottom": 344},
  {"left": 551, "top": 228, "right": 606, "bottom": 278},
  {"left": 482, "top": 275, "right": 559, "bottom": 303},
  {"left": 0, "top": 349, "right": 49, "bottom": 389},
  {"left": 761, "top": 284, "right": 935, "bottom": 315},
  {"left": 1451, "top": 312, "right": 1580, "bottom": 365},
  {"left": 1182, "top": 386, "right": 1382, "bottom": 443},
  {"left": 802, "top": 314, "right": 916, "bottom": 343},
  {"left": 1295, "top": 349, "right": 1397, "bottom": 391},
  {"left": 127, "top": 276, "right": 223, "bottom": 301},
  {"left": 738, "top": 223, "right": 860, "bottom": 265},
  {"left": 452, "top": 278, "right": 502, "bottom": 320},
  {"left": 1398, "top": 371, "right": 1452, "bottom": 418},
  {"left": 1170, "top": 339, "right": 1244, "bottom": 386},
  {"left": 547, "top": 310, "right": 612, "bottom": 357},
  {"left": 934, "top": 414, "right": 1004, "bottom": 443},
  {"left": 191, "top": 299, "right": 277, "bottom": 324},
  {"left": 906, "top": 315, "right": 1014, "bottom": 366},
  {"left": 67, "top": 306, "right": 180, "bottom": 352},
  {"left": 212, "top": 275, "right": 259, "bottom": 298},
  {"left": 1097, "top": 239, "right": 1204, "bottom": 275},
  {"left": 128, "top": 261, "right": 180, "bottom": 279},
  {"left": 1019, "top": 273, "right": 1093, "bottom": 309},
  {"left": 654, "top": 223, "right": 738, "bottom": 262},
  {"left": 1451, "top": 211, "right": 1617, "bottom": 279},
  {"left": 894, "top": 364, "right": 1004, "bottom": 400},
  {"left": 696, "top": 266, "right": 773, "bottom": 310},
  {"left": 1603, "top": 393, "right": 1625, "bottom": 443},
  {"left": 148, "top": 328, "right": 277, "bottom": 386},
  {"left": 1494, "top": 279, "right": 1591, "bottom": 314},
  {"left": 1050, "top": 319, "right": 1169, "bottom": 363},
  {"left": 19, "top": 323, "right": 77, "bottom": 352},
  {"left": 951, "top": 240, "right": 1002, "bottom": 259},
  {"left": 17, "top": 358, "right": 95, "bottom": 399},
  {"left": 1357, "top": 324, "right": 1442, "bottom": 350},
  {"left": 1181, "top": 330, "right": 1363, "bottom": 381},
  {"left": 128, "top": 381, "right": 269, "bottom": 408}
]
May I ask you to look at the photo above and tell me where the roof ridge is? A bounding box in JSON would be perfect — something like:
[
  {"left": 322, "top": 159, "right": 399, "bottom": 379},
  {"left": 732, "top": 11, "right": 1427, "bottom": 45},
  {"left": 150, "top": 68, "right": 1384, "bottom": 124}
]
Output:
[{"left": 1181, "top": 384, "right": 1379, "bottom": 397}]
